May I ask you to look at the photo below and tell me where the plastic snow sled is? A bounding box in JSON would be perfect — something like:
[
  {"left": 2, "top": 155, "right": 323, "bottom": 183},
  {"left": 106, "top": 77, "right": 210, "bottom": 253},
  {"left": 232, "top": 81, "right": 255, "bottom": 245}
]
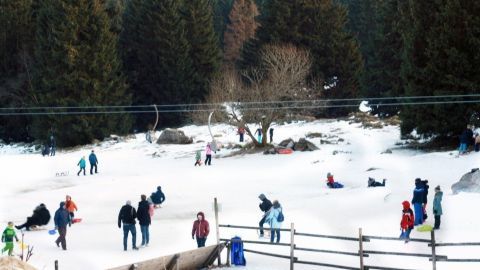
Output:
[
  {"left": 48, "top": 229, "right": 57, "bottom": 235},
  {"left": 72, "top": 218, "right": 82, "bottom": 224},
  {"left": 416, "top": 224, "right": 433, "bottom": 232},
  {"left": 278, "top": 148, "right": 293, "bottom": 154}
]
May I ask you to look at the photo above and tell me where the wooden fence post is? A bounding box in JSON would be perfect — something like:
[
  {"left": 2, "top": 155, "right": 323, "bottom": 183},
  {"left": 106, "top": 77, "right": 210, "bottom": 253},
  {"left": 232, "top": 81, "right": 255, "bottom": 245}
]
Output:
[
  {"left": 431, "top": 230, "right": 437, "bottom": 270},
  {"left": 214, "top": 198, "right": 221, "bottom": 266},
  {"left": 359, "top": 228, "right": 364, "bottom": 270},
  {"left": 290, "top": 223, "right": 295, "bottom": 270},
  {"left": 54, "top": 260, "right": 58, "bottom": 270}
]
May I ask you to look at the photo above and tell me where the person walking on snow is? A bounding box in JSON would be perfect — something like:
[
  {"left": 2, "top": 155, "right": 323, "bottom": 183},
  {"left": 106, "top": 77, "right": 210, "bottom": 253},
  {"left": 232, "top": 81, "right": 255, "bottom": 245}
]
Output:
[
  {"left": 191, "top": 212, "right": 209, "bottom": 248},
  {"left": 137, "top": 195, "right": 151, "bottom": 247},
  {"left": 238, "top": 127, "right": 245, "bottom": 142},
  {"left": 433, "top": 186, "right": 443, "bottom": 230},
  {"left": 89, "top": 150, "right": 98, "bottom": 174},
  {"left": 50, "top": 135, "right": 56, "bottom": 156},
  {"left": 1, "top": 222, "right": 19, "bottom": 256},
  {"left": 194, "top": 150, "right": 202, "bottom": 166},
  {"left": 265, "top": 200, "right": 283, "bottom": 243},
  {"left": 400, "top": 201, "right": 414, "bottom": 243},
  {"left": 205, "top": 143, "right": 212, "bottom": 166},
  {"left": 54, "top": 202, "right": 71, "bottom": 250},
  {"left": 77, "top": 156, "right": 86, "bottom": 176},
  {"left": 65, "top": 195, "right": 78, "bottom": 221},
  {"left": 254, "top": 128, "right": 262, "bottom": 143},
  {"left": 269, "top": 128, "right": 274, "bottom": 143},
  {"left": 118, "top": 200, "right": 138, "bottom": 251},
  {"left": 411, "top": 179, "right": 425, "bottom": 225},
  {"left": 258, "top": 194, "right": 272, "bottom": 237}
]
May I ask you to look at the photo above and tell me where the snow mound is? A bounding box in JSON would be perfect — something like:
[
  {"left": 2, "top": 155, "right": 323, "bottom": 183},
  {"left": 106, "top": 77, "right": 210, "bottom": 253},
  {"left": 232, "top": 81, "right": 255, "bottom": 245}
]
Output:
[{"left": 0, "top": 257, "right": 36, "bottom": 270}]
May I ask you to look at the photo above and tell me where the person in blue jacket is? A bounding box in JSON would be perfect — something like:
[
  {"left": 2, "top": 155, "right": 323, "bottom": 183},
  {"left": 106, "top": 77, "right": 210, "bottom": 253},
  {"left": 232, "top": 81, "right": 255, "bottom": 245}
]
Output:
[
  {"left": 433, "top": 186, "right": 443, "bottom": 230},
  {"left": 150, "top": 186, "right": 165, "bottom": 207},
  {"left": 54, "top": 202, "right": 71, "bottom": 250},
  {"left": 265, "top": 200, "right": 283, "bottom": 243},
  {"left": 89, "top": 150, "right": 98, "bottom": 175},
  {"left": 77, "top": 156, "right": 86, "bottom": 176},
  {"left": 411, "top": 179, "right": 425, "bottom": 225}
]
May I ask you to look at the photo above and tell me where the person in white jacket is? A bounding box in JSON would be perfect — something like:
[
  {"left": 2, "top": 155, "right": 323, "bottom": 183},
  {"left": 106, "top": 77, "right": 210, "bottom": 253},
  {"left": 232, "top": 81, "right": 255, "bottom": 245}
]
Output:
[{"left": 265, "top": 200, "right": 283, "bottom": 243}]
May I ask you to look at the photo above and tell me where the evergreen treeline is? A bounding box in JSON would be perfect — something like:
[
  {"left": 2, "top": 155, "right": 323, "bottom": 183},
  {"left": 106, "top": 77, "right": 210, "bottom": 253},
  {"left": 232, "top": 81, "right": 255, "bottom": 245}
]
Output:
[{"left": 1, "top": 0, "right": 479, "bottom": 146}]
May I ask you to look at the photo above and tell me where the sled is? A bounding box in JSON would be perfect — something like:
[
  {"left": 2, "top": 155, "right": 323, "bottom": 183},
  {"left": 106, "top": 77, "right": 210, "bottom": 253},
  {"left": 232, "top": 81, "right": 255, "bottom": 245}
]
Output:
[
  {"left": 17, "top": 241, "right": 28, "bottom": 250},
  {"left": 48, "top": 229, "right": 57, "bottom": 235},
  {"left": 416, "top": 224, "right": 433, "bottom": 232},
  {"left": 277, "top": 148, "right": 293, "bottom": 155},
  {"left": 72, "top": 218, "right": 82, "bottom": 224},
  {"left": 29, "top": 225, "right": 47, "bottom": 231}
]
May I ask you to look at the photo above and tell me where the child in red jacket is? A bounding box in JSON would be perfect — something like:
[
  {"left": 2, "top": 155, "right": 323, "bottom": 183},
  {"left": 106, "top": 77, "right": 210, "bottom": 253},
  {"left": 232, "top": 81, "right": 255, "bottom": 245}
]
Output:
[
  {"left": 400, "top": 201, "right": 415, "bottom": 243},
  {"left": 192, "top": 212, "right": 209, "bottom": 248}
]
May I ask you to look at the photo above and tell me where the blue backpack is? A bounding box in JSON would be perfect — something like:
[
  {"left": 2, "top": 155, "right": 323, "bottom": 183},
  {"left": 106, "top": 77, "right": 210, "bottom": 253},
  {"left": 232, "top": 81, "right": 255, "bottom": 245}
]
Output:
[
  {"left": 277, "top": 210, "right": 284, "bottom": 222},
  {"left": 231, "top": 237, "right": 246, "bottom": 266}
]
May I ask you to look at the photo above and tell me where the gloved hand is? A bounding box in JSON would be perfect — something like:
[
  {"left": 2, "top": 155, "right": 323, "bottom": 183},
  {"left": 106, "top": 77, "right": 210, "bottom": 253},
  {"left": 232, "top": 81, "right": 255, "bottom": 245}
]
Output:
[
  {"left": 118, "top": 223, "right": 121, "bottom": 229},
  {"left": 192, "top": 235, "right": 195, "bottom": 240}
]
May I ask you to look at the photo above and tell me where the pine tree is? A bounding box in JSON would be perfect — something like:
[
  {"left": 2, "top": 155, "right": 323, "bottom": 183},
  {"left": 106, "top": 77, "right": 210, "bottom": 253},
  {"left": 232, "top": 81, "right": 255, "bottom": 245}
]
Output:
[
  {"left": 241, "top": 0, "right": 363, "bottom": 115},
  {"left": 32, "top": 0, "right": 131, "bottom": 146},
  {"left": 211, "top": 0, "right": 234, "bottom": 49},
  {"left": 223, "top": 0, "right": 259, "bottom": 65},
  {"left": 183, "top": 0, "right": 222, "bottom": 103}
]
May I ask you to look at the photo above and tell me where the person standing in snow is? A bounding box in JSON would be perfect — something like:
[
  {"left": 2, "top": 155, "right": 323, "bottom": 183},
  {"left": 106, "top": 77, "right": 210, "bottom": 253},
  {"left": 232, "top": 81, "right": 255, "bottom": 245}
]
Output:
[
  {"left": 54, "top": 202, "right": 71, "bottom": 250},
  {"left": 150, "top": 186, "right": 165, "bottom": 207},
  {"left": 16, "top": 203, "right": 51, "bottom": 230},
  {"left": 258, "top": 194, "right": 272, "bottom": 237},
  {"left": 265, "top": 200, "right": 283, "bottom": 243},
  {"left": 254, "top": 128, "right": 262, "bottom": 143},
  {"left": 50, "top": 135, "right": 56, "bottom": 156},
  {"left": 205, "top": 143, "right": 212, "bottom": 166},
  {"left": 77, "top": 156, "right": 86, "bottom": 176},
  {"left": 89, "top": 150, "right": 98, "bottom": 175},
  {"left": 433, "top": 186, "right": 443, "bottom": 230},
  {"left": 118, "top": 200, "right": 138, "bottom": 251},
  {"left": 400, "top": 201, "right": 414, "bottom": 243},
  {"left": 411, "top": 179, "right": 425, "bottom": 225},
  {"left": 238, "top": 127, "right": 245, "bottom": 143},
  {"left": 65, "top": 195, "right": 78, "bottom": 221},
  {"left": 459, "top": 125, "right": 474, "bottom": 155},
  {"left": 191, "top": 212, "right": 209, "bottom": 248},
  {"left": 269, "top": 128, "right": 274, "bottom": 143},
  {"left": 194, "top": 150, "right": 202, "bottom": 166},
  {"left": 137, "top": 195, "right": 151, "bottom": 247},
  {"left": 1, "top": 222, "right": 19, "bottom": 256}
]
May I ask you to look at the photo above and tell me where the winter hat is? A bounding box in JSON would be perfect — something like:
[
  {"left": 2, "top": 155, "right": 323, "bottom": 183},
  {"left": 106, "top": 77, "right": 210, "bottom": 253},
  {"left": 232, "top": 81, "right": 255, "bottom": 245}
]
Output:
[
  {"left": 435, "top": 185, "right": 441, "bottom": 191},
  {"left": 126, "top": 200, "right": 131, "bottom": 206},
  {"left": 327, "top": 172, "right": 333, "bottom": 177},
  {"left": 402, "top": 201, "right": 410, "bottom": 210},
  {"left": 59, "top": 201, "right": 66, "bottom": 208},
  {"left": 258, "top": 194, "right": 266, "bottom": 200}
]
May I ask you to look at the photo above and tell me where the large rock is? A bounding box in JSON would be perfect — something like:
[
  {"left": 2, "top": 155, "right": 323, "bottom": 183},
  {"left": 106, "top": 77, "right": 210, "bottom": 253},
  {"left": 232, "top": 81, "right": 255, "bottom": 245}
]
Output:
[
  {"left": 452, "top": 169, "right": 480, "bottom": 194},
  {"left": 293, "top": 138, "right": 319, "bottom": 152},
  {"left": 157, "top": 129, "right": 193, "bottom": 145}
]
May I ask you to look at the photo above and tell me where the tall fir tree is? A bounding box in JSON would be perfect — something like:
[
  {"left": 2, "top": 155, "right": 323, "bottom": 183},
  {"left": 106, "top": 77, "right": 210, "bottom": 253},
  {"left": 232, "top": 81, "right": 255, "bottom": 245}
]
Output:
[
  {"left": 32, "top": 0, "right": 131, "bottom": 146},
  {"left": 0, "top": 0, "right": 35, "bottom": 142},
  {"left": 223, "top": 0, "right": 259, "bottom": 65},
  {"left": 211, "top": 0, "right": 234, "bottom": 49},
  {"left": 241, "top": 0, "right": 363, "bottom": 115},
  {"left": 183, "top": 0, "right": 222, "bottom": 103}
]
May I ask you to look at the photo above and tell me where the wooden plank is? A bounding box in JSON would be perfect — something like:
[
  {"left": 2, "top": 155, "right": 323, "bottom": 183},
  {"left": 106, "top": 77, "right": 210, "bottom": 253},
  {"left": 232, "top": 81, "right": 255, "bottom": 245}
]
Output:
[
  {"left": 359, "top": 228, "right": 364, "bottom": 270},
  {"left": 295, "top": 247, "right": 368, "bottom": 257},
  {"left": 430, "top": 230, "right": 436, "bottom": 270},
  {"left": 219, "top": 224, "right": 291, "bottom": 232},
  {"left": 430, "top": 242, "right": 480, "bottom": 247},
  {"left": 363, "top": 250, "right": 447, "bottom": 260},
  {"left": 364, "top": 235, "right": 430, "bottom": 243},
  {"left": 364, "top": 265, "right": 419, "bottom": 270},
  {"left": 290, "top": 223, "right": 295, "bottom": 270},
  {"left": 214, "top": 198, "right": 221, "bottom": 266},
  {"left": 295, "top": 260, "right": 360, "bottom": 270},
  {"left": 295, "top": 232, "right": 361, "bottom": 242},
  {"left": 221, "top": 238, "right": 291, "bottom": 247},
  {"left": 166, "top": 254, "right": 179, "bottom": 270},
  {"left": 243, "top": 248, "right": 296, "bottom": 260},
  {"left": 435, "top": 258, "right": 480, "bottom": 262}
]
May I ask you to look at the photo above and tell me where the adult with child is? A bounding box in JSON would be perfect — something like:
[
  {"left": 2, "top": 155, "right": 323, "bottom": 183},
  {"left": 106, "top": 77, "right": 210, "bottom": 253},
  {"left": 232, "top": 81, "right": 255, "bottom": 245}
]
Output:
[{"left": 16, "top": 203, "right": 51, "bottom": 231}]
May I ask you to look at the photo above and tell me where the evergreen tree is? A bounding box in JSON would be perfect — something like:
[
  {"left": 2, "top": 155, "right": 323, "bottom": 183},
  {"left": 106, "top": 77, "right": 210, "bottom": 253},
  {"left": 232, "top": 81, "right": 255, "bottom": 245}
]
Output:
[
  {"left": 223, "top": 0, "right": 259, "bottom": 65},
  {"left": 183, "top": 0, "right": 222, "bottom": 103},
  {"left": 32, "top": 0, "right": 131, "bottom": 146},
  {"left": 211, "top": 0, "right": 234, "bottom": 49},
  {"left": 241, "top": 0, "right": 363, "bottom": 115}
]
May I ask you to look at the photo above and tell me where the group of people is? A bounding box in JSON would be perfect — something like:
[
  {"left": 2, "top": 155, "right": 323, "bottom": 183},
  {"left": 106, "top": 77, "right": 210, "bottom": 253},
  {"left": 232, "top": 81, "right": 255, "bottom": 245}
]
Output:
[
  {"left": 194, "top": 143, "right": 214, "bottom": 166},
  {"left": 77, "top": 150, "right": 99, "bottom": 176},
  {"left": 41, "top": 135, "right": 56, "bottom": 157},
  {"left": 258, "top": 194, "right": 284, "bottom": 243},
  {"left": 458, "top": 125, "right": 480, "bottom": 154},
  {"left": 400, "top": 179, "right": 443, "bottom": 242},
  {"left": 237, "top": 127, "right": 275, "bottom": 144}
]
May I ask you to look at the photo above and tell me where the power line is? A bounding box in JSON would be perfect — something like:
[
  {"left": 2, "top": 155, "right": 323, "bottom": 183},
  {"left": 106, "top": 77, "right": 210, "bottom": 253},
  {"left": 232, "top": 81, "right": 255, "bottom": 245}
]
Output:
[
  {"left": 1, "top": 93, "right": 480, "bottom": 111},
  {"left": 1, "top": 99, "right": 480, "bottom": 116}
]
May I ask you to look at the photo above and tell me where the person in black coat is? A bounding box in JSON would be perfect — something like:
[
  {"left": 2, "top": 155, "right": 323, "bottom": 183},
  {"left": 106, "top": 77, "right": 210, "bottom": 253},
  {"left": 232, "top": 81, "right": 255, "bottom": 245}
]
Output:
[
  {"left": 258, "top": 193, "right": 272, "bottom": 237},
  {"left": 150, "top": 186, "right": 165, "bottom": 207},
  {"left": 118, "top": 200, "right": 138, "bottom": 251},
  {"left": 137, "top": 195, "right": 151, "bottom": 247},
  {"left": 367, "top": 177, "right": 386, "bottom": 187},
  {"left": 16, "top": 204, "right": 51, "bottom": 230}
]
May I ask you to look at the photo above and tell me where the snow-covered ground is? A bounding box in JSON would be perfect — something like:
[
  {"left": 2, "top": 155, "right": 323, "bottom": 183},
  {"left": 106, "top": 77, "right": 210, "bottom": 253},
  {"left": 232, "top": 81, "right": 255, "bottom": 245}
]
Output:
[{"left": 1, "top": 119, "right": 480, "bottom": 270}]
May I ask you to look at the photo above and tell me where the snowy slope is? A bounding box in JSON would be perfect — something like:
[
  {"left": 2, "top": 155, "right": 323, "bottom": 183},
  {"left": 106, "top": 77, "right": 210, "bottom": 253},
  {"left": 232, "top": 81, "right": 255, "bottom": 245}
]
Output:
[{"left": 1, "top": 120, "right": 480, "bottom": 270}]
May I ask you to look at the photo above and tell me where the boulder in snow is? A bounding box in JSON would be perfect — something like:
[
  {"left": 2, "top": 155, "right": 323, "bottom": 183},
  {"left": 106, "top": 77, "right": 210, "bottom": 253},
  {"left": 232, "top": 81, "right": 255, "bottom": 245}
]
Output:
[
  {"left": 293, "top": 138, "right": 319, "bottom": 151},
  {"left": 279, "top": 138, "right": 295, "bottom": 149},
  {"left": 452, "top": 169, "right": 480, "bottom": 194},
  {"left": 157, "top": 129, "right": 193, "bottom": 145}
]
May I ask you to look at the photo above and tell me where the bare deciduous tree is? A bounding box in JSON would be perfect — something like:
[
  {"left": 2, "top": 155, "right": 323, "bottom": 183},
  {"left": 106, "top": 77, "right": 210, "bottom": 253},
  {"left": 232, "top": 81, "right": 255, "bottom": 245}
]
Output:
[{"left": 207, "top": 44, "right": 312, "bottom": 147}]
